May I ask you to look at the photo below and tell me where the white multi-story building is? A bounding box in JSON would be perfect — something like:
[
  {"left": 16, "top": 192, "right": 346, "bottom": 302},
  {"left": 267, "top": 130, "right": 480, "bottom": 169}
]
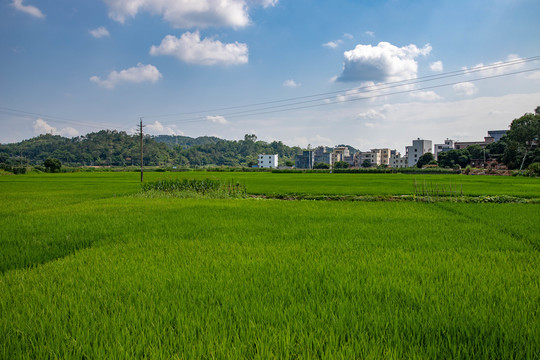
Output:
[
  {"left": 390, "top": 152, "right": 408, "bottom": 168},
  {"left": 434, "top": 139, "right": 454, "bottom": 160},
  {"left": 258, "top": 154, "right": 278, "bottom": 169},
  {"left": 406, "top": 139, "right": 432, "bottom": 167}
]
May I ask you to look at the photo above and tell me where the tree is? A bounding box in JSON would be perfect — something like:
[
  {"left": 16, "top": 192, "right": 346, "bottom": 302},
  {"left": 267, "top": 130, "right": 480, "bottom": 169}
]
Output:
[
  {"left": 313, "top": 162, "right": 330, "bottom": 169},
  {"left": 416, "top": 152, "right": 435, "bottom": 168},
  {"left": 285, "top": 160, "right": 294, "bottom": 167},
  {"left": 44, "top": 158, "right": 62, "bottom": 172},
  {"left": 361, "top": 159, "right": 371, "bottom": 168},
  {"left": 505, "top": 112, "right": 540, "bottom": 170},
  {"left": 438, "top": 149, "right": 471, "bottom": 168},
  {"left": 333, "top": 161, "right": 349, "bottom": 169},
  {"left": 466, "top": 144, "right": 485, "bottom": 160}
]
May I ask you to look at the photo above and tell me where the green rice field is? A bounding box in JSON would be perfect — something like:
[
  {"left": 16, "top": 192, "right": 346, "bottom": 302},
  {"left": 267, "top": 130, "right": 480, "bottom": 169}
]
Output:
[{"left": 1, "top": 172, "right": 539, "bottom": 358}]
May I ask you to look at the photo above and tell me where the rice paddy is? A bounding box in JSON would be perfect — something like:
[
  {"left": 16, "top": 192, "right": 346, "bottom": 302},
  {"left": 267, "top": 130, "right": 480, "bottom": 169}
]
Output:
[{"left": 1, "top": 172, "right": 539, "bottom": 358}]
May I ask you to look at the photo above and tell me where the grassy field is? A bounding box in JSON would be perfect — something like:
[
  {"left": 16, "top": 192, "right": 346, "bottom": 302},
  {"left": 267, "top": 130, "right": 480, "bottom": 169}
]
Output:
[{"left": 1, "top": 172, "right": 539, "bottom": 358}]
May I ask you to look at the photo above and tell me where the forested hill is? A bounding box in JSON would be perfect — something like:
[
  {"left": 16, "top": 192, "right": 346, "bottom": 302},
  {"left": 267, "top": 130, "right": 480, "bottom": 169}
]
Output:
[
  {"left": 153, "top": 135, "right": 222, "bottom": 148},
  {"left": 0, "top": 131, "right": 301, "bottom": 167}
]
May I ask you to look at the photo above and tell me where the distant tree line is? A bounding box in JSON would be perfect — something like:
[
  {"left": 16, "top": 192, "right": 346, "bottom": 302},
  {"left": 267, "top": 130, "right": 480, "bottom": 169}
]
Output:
[
  {"left": 0, "top": 109, "right": 537, "bottom": 172},
  {"left": 0, "top": 131, "right": 300, "bottom": 168}
]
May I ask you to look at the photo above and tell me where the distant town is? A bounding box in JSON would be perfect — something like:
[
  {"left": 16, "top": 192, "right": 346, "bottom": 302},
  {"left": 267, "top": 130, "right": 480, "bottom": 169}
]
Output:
[{"left": 258, "top": 130, "right": 507, "bottom": 170}]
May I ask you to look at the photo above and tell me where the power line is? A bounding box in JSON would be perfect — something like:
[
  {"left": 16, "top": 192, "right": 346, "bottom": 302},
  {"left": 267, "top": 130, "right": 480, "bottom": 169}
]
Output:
[
  {"left": 0, "top": 106, "right": 133, "bottom": 132},
  {"left": 144, "top": 55, "right": 540, "bottom": 121},
  {"left": 154, "top": 66, "right": 540, "bottom": 125}
]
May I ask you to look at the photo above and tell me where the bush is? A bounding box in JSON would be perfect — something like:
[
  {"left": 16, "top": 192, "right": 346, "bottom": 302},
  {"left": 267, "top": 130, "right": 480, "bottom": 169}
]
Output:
[
  {"left": 12, "top": 166, "right": 27, "bottom": 175},
  {"left": 44, "top": 158, "right": 62, "bottom": 173},
  {"left": 527, "top": 162, "right": 540, "bottom": 177}
]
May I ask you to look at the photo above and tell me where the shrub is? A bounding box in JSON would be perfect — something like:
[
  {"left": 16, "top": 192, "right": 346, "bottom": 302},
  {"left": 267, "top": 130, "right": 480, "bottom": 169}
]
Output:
[
  {"left": 527, "top": 162, "right": 540, "bottom": 177},
  {"left": 12, "top": 166, "right": 27, "bottom": 175},
  {"left": 44, "top": 158, "right": 62, "bottom": 173}
]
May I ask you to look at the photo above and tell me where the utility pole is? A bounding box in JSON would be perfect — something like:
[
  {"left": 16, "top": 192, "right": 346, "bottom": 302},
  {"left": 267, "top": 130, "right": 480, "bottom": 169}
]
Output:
[{"left": 138, "top": 117, "right": 145, "bottom": 183}]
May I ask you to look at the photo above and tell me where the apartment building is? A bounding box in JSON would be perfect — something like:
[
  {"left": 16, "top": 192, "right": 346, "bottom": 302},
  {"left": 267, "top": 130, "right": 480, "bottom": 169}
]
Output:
[
  {"left": 295, "top": 151, "right": 314, "bottom": 169},
  {"left": 434, "top": 139, "right": 454, "bottom": 160},
  {"left": 406, "top": 139, "right": 432, "bottom": 167},
  {"left": 257, "top": 154, "right": 278, "bottom": 168}
]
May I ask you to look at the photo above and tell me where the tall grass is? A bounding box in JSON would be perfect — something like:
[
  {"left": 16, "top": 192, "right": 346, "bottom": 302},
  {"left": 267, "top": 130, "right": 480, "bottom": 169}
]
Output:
[{"left": 141, "top": 178, "right": 247, "bottom": 198}]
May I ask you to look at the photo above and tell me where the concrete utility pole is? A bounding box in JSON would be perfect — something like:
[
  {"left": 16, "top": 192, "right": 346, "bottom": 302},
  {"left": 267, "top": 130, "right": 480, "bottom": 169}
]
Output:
[{"left": 139, "top": 118, "right": 145, "bottom": 183}]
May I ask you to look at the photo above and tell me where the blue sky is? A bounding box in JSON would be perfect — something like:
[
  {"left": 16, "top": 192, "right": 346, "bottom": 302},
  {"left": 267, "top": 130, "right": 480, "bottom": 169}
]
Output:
[{"left": 1, "top": 0, "right": 539, "bottom": 152}]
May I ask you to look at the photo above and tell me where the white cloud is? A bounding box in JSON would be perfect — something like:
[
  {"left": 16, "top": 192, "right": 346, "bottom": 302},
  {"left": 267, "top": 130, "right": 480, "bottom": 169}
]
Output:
[
  {"left": 33, "top": 119, "right": 79, "bottom": 137},
  {"left": 206, "top": 115, "right": 228, "bottom": 124},
  {"left": 364, "top": 31, "right": 374, "bottom": 37},
  {"left": 90, "top": 63, "right": 162, "bottom": 89},
  {"left": 463, "top": 54, "right": 525, "bottom": 76},
  {"left": 103, "top": 0, "right": 277, "bottom": 28},
  {"left": 337, "top": 41, "right": 432, "bottom": 82},
  {"left": 283, "top": 79, "right": 301, "bottom": 88},
  {"left": 344, "top": 33, "right": 354, "bottom": 39},
  {"left": 409, "top": 90, "right": 442, "bottom": 101},
  {"left": 323, "top": 40, "right": 343, "bottom": 49},
  {"left": 453, "top": 82, "right": 478, "bottom": 96},
  {"left": 89, "top": 26, "right": 110, "bottom": 38},
  {"left": 430, "top": 61, "right": 443, "bottom": 72},
  {"left": 11, "top": 0, "right": 45, "bottom": 18},
  {"left": 150, "top": 32, "right": 248, "bottom": 65},
  {"left": 145, "top": 121, "right": 183, "bottom": 135},
  {"left": 357, "top": 109, "right": 385, "bottom": 120}
]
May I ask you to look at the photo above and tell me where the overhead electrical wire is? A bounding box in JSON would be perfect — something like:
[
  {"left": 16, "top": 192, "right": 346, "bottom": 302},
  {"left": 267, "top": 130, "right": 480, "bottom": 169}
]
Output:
[
  {"left": 0, "top": 106, "right": 133, "bottom": 132},
  {"left": 144, "top": 55, "right": 540, "bottom": 121},
  {"left": 1, "top": 55, "right": 539, "bottom": 131},
  {"left": 150, "top": 62, "right": 540, "bottom": 126}
]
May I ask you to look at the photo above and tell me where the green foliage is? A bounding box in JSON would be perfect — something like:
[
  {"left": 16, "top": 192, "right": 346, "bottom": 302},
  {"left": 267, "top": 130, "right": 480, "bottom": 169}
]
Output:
[
  {"left": 416, "top": 152, "right": 435, "bottom": 168},
  {"left": 313, "top": 162, "right": 330, "bottom": 169},
  {"left": 527, "top": 162, "right": 540, "bottom": 177},
  {"left": 502, "top": 112, "right": 540, "bottom": 169},
  {"left": 333, "top": 160, "right": 349, "bottom": 169},
  {"left": 12, "top": 166, "right": 27, "bottom": 175},
  {"left": 438, "top": 149, "right": 471, "bottom": 168},
  {"left": 141, "top": 178, "right": 247, "bottom": 198},
  {"left": 153, "top": 135, "right": 222, "bottom": 148},
  {"left": 44, "top": 158, "right": 62, "bottom": 172},
  {"left": 361, "top": 159, "right": 371, "bottom": 168},
  {"left": 466, "top": 144, "right": 485, "bottom": 160}
]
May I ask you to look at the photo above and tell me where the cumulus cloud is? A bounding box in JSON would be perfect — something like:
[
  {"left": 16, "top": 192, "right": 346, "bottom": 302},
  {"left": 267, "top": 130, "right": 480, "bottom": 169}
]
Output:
[
  {"left": 90, "top": 63, "right": 162, "bottom": 89},
  {"left": 11, "top": 0, "right": 45, "bottom": 18},
  {"left": 409, "top": 90, "right": 442, "bottom": 101},
  {"left": 323, "top": 40, "right": 343, "bottom": 49},
  {"left": 150, "top": 32, "right": 248, "bottom": 65},
  {"left": 33, "top": 119, "right": 79, "bottom": 137},
  {"left": 463, "top": 54, "right": 524, "bottom": 76},
  {"left": 283, "top": 79, "right": 301, "bottom": 88},
  {"left": 453, "top": 82, "right": 478, "bottom": 96},
  {"left": 430, "top": 61, "right": 443, "bottom": 72},
  {"left": 89, "top": 26, "right": 110, "bottom": 38},
  {"left": 206, "top": 115, "right": 228, "bottom": 124},
  {"left": 357, "top": 109, "right": 386, "bottom": 120},
  {"left": 103, "top": 0, "right": 277, "bottom": 28},
  {"left": 145, "top": 121, "right": 183, "bottom": 135},
  {"left": 337, "top": 41, "right": 432, "bottom": 83}
]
